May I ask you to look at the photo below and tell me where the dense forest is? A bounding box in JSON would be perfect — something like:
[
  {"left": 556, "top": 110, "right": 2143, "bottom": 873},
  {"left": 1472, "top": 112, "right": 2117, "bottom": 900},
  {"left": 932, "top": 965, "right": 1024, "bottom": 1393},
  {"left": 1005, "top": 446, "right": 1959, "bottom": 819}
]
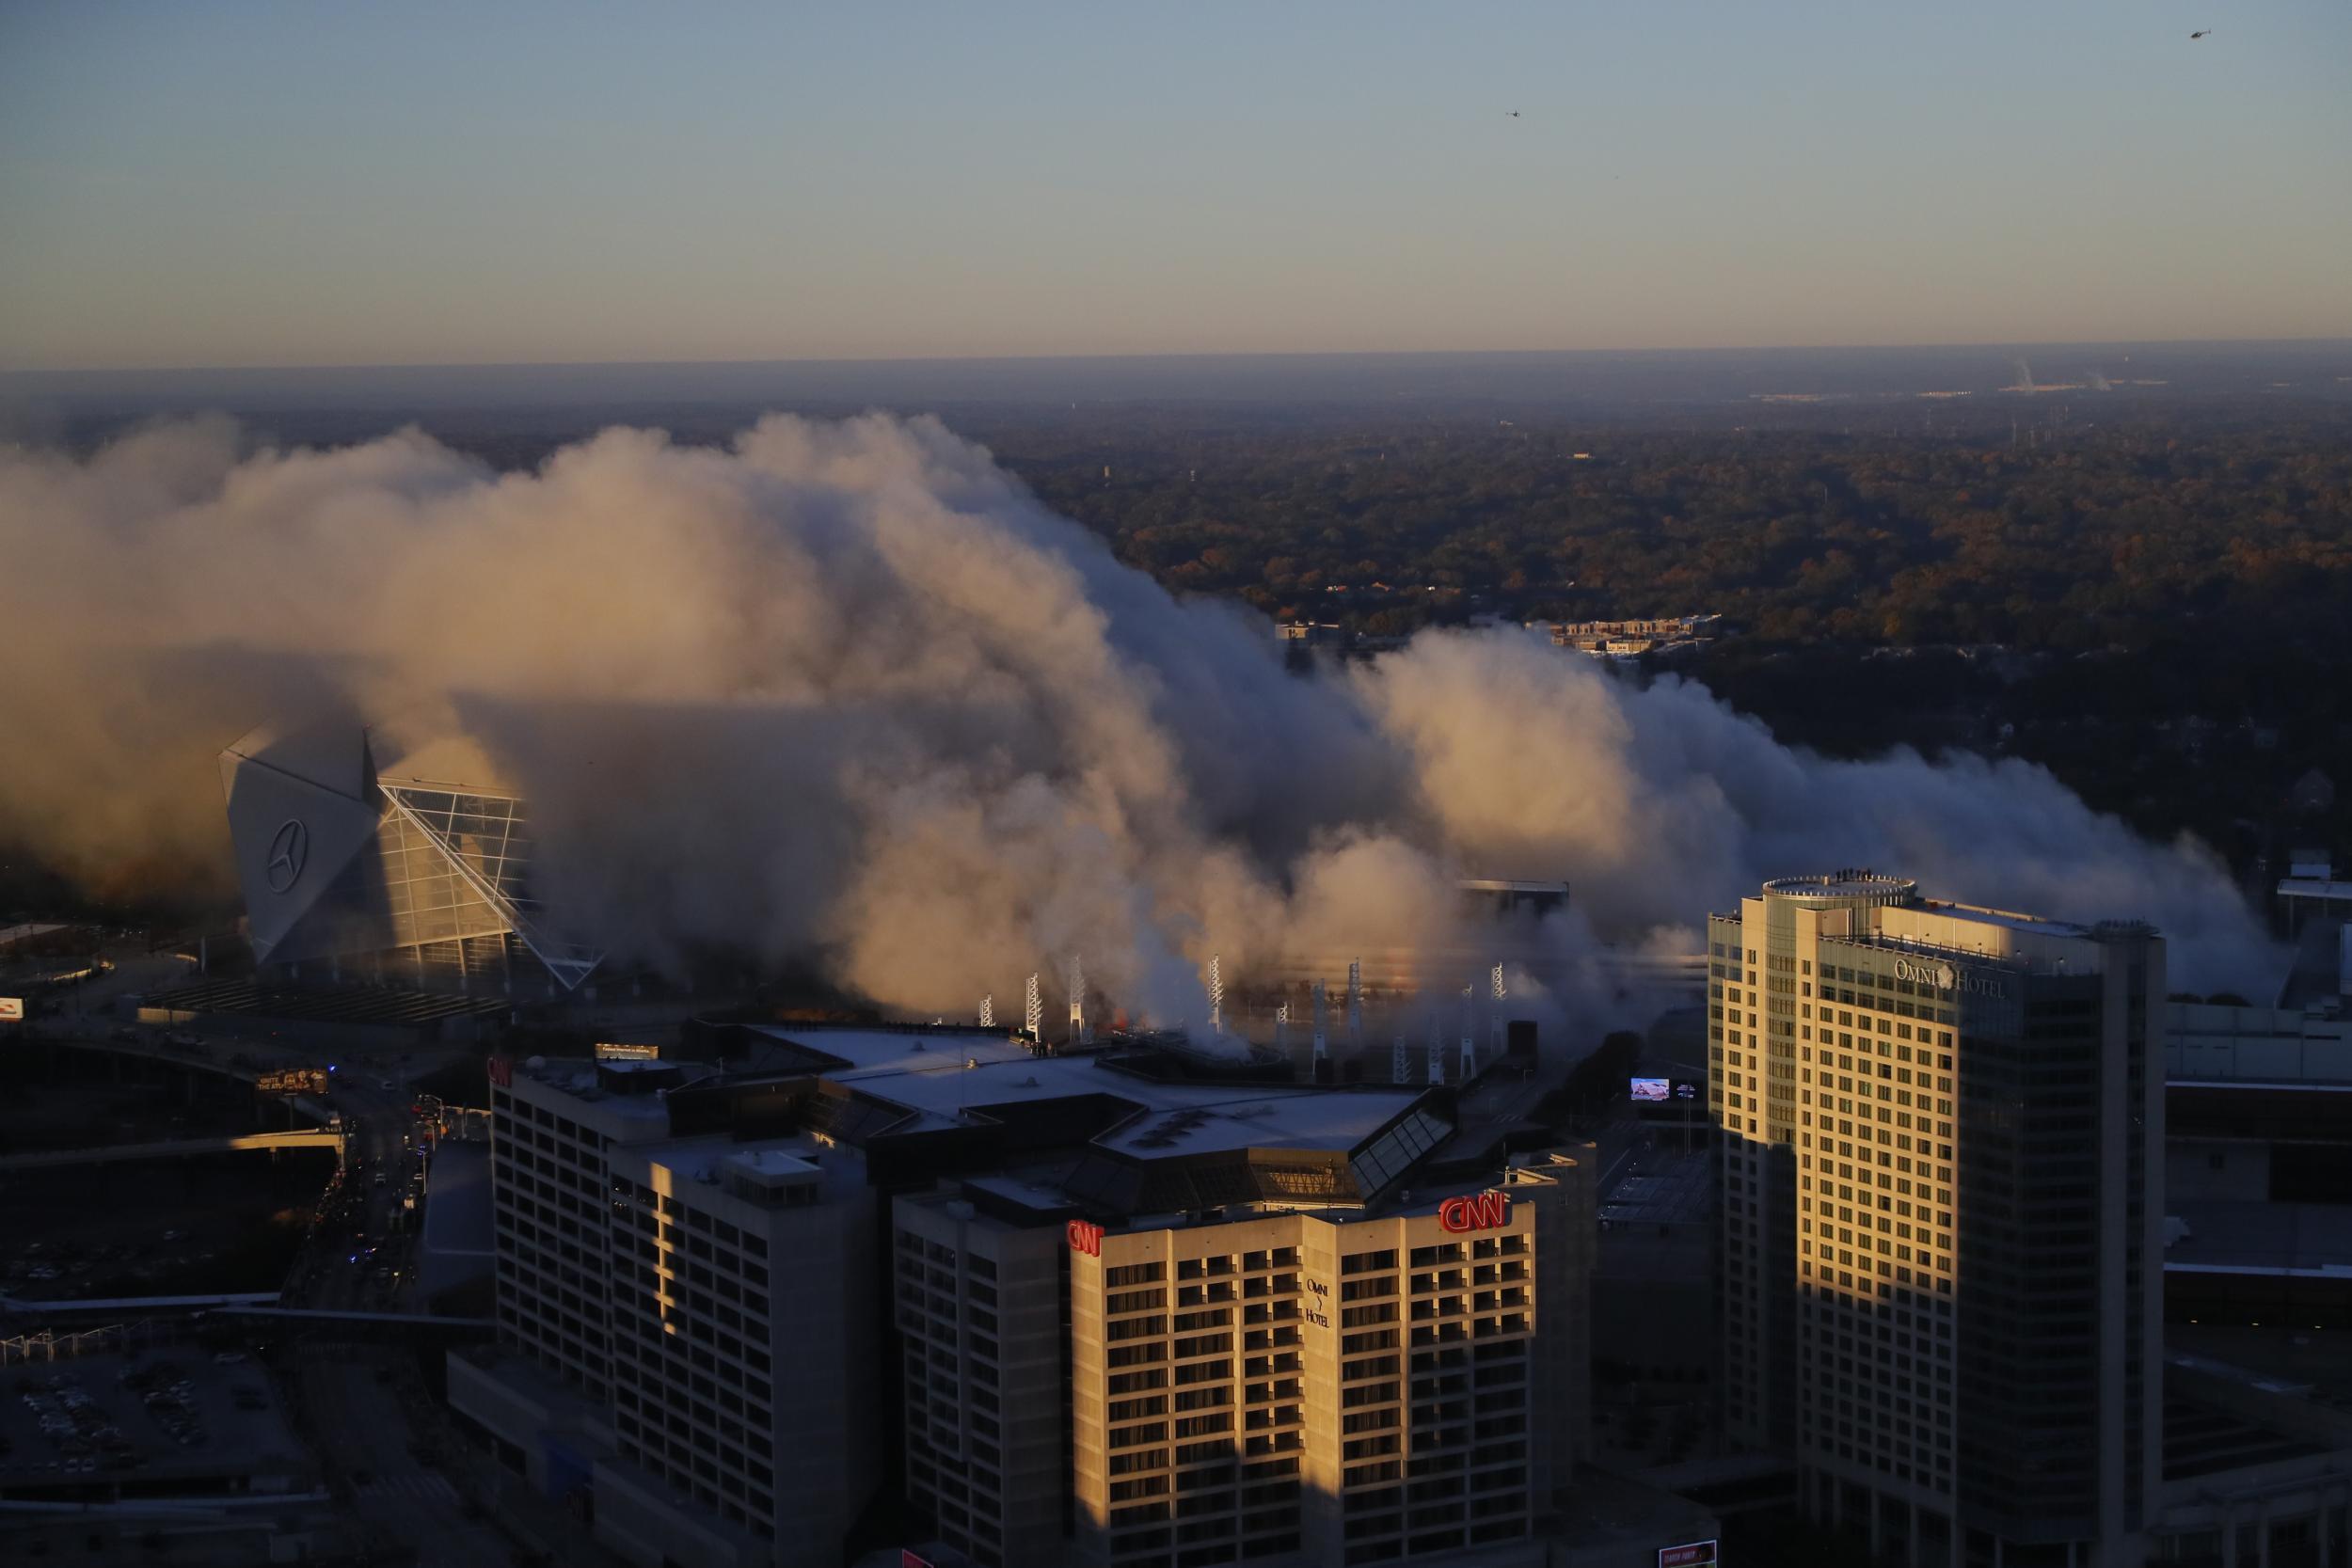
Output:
[
  {"left": 988, "top": 406, "right": 2352, "bottom": 879},
  {"left": 1002, "top": 412, "right": 2352, "bottom": 654}
]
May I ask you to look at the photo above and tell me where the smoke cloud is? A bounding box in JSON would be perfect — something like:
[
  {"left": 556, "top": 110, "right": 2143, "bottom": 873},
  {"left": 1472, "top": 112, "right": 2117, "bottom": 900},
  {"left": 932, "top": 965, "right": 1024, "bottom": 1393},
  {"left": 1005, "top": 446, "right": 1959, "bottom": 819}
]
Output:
[{"left": 0, "top": 414, "right": 2280, "bottom": 1026}]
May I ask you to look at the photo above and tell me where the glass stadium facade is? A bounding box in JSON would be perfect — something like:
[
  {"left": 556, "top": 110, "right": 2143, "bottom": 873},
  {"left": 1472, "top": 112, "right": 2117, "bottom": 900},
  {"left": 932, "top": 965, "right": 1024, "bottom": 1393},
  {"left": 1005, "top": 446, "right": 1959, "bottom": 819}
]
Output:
[{"left": 219, "top": 721, "right": 600, "bottom": 993}]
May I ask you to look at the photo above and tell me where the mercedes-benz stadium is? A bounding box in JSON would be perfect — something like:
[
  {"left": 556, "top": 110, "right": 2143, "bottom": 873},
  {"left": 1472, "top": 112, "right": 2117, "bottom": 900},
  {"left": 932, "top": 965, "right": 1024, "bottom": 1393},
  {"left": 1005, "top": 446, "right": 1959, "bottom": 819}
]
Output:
[{"left": 220, "top": 721, "right": 599, "bottom": 995}]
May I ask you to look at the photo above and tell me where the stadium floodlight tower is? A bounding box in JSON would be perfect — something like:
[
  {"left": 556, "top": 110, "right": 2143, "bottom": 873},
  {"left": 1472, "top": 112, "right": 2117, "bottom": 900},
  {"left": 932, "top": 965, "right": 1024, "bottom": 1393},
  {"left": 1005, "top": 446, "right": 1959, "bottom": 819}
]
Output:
[
  {"left": 1206, "top": 954, "right": 1224, "bottom": 1037},
  {"left": 1490, "top": 962, "right": 1507, "bottom": 1057},
  {"left": 1459, "top": 981, "right": 1477, "bottom": 1080},
  {"left": 1274, "top": 1002, "right": 1290, "bottom": 1053},
  {"left": 1311, "top": 979, "right": 1329, "bottom": 1070},
  {"left": 1391, "top": 1025, "right": 1409, "bottom": 1086},
  {"left": 979, "top": 994, "right": 993, "bottom": 1030},
  {"left": 1426, "top": 1006, "right": 1445, "bottom": 1085},
  {"left": 1025, "top": 974, "right": 1042, "bottom": 1043},
  {"left": 1068, "top": 955, "right": 1088, "bottom": 1046},
  {"left": 1346, "top": 959, "right": 1364, "bottom": 1053}
]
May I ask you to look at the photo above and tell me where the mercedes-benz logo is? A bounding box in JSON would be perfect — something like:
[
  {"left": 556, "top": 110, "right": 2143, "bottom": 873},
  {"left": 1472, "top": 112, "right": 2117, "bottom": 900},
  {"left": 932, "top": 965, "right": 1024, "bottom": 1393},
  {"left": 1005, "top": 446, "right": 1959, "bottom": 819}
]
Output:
[{"left": 265, "top": 818, "right": 310, "bottom": 895}]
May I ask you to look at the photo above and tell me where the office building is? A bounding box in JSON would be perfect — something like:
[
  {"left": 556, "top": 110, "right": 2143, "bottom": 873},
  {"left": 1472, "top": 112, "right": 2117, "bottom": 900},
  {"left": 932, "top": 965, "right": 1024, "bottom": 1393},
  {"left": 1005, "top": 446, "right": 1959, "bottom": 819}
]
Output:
[
  {"left": 1709, "top": 873, "right": 2164, "bottom": 1568},
  {"left": 453, "top": 1026, "right": 1600, "bottom": 1568}
]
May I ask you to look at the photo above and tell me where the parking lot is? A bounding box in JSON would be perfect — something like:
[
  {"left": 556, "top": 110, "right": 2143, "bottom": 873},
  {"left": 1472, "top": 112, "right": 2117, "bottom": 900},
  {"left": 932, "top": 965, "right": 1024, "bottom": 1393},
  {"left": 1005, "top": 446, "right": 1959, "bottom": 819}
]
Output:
[{"left": 0, "top": 1348, "right": 315, "bottom": 1497}]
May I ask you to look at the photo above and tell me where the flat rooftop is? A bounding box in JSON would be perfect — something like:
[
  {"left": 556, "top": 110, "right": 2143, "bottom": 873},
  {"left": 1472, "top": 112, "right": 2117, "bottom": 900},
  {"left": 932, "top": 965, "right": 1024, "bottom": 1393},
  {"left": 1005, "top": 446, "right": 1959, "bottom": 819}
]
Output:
[
  {"left": 1601, "top": 1150, "right": 1715, "bottom": 1230},
  {"left": 612, "top": 1131, "right": 867, "bottom": 1208},
  {"left": 1919, "top": 899, "right": 2094, "bottom": 936},
  {"left": 507, "top": 1055, "right": 683, "bottom": 1124},
  {"left": 749, "top": 1025, "right": 1429, "bottom": 1154},
  {"left": 0, "top": 1348, "right": 311, "bottom": 1494},
  {"left": 2166, "top": 1201, "right": 2352, "bottom": 1277},
  {"left": 419, "top": 1139, "right": 493, "bottom": 1303}
]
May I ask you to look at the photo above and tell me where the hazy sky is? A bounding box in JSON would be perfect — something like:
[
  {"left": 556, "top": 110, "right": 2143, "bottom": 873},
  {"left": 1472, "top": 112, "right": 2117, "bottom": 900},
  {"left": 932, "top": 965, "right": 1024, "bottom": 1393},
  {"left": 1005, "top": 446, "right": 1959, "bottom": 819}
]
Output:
[{"left": 4, "top": 1, "right": 2347, "bottom": 370}]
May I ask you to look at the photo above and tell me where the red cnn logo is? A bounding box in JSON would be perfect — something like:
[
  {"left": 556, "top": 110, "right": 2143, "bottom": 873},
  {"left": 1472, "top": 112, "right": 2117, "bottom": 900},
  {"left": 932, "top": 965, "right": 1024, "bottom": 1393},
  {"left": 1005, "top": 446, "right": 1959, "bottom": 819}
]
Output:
[
  {"left": 1438, "top": 1190, "right": 1510, "bottom": 1233},
  {"left": 1067, "top": 1220, "right": 1104, "bottom": 1257}
]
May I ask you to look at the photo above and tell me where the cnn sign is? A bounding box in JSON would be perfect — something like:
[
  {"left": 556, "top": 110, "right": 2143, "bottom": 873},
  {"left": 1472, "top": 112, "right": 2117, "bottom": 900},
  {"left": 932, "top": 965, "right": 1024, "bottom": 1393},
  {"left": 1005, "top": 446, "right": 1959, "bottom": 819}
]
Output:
[
  {"left": 1438, "top": 1190, "right": 1510, "bottom": 1233},
  {"left": 1659, "top": 1542, "right": 1717, "bottom": 1568},
  {"left": 1067, "top": 1220, "right": 1104, "bottom": 1257}
]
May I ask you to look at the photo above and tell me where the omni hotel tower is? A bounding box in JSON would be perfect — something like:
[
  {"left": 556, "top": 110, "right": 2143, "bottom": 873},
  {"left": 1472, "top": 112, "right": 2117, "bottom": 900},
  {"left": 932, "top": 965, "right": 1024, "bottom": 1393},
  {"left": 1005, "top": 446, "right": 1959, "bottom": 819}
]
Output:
[{"left": 1708, "top": 873, "right": 2164, "bottom": 1568}]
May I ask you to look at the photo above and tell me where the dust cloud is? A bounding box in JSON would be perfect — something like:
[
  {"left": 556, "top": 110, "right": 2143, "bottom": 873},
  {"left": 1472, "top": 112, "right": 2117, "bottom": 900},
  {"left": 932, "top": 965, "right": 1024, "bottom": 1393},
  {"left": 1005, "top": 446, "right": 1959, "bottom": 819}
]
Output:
[{"left": 0, "top": 415, "right": 2280, "bottom": 1022}]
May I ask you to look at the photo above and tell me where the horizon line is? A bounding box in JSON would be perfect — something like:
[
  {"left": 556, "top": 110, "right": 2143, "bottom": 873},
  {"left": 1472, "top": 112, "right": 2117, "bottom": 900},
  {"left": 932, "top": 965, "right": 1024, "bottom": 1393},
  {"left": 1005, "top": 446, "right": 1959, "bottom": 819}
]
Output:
[{"left": 5, "top": 331, "right": 2349, "bottom": 381}]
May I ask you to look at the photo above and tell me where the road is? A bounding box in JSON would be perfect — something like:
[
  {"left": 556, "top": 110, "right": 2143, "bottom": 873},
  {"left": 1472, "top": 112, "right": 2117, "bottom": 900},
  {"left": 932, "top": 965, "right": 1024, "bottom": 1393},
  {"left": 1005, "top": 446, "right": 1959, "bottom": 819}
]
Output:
[
  {"left": 271, "top": 1045, "right": 620, "bottom": 1567},
  {"left": 283, "top": 1065, "right": 524, "bottom": 1568}
]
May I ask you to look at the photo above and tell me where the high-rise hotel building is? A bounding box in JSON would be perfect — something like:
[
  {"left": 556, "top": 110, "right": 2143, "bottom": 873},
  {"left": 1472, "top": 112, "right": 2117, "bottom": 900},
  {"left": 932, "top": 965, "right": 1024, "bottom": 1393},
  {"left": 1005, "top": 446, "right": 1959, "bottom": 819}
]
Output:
[
  {"left": 453, "top": 1026, "right": 1597, "bottom": 1568},
  {"left": 1709, "top": 873, "right": 2164, "bottom": 1568}
]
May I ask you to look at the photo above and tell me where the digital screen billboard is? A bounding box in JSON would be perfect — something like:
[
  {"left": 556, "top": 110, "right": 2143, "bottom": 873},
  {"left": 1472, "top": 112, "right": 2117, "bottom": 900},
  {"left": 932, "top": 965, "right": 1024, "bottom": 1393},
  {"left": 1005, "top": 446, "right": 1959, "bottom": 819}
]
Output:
[{"left": 1629, "top": 1077, "right": 1670, "bottom": 1102}]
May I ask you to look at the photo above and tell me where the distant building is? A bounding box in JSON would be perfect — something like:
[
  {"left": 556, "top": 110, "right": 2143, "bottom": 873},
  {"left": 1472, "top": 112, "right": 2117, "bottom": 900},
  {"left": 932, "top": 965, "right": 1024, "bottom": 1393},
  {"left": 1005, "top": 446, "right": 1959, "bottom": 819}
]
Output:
[
  {"left": 2164, "top": 925, "right": 2352, "bottom": 1329},
  {"left": 1547, "top": 616, "right": 1723, "bottom": 657},
  {"left": 2277, "top": 851, "right": 2352, "bottom": 941},
  {"left": 1709, "top": 873, "right": 2165, "bottom": 1568},
  {"left": 1276, "top": 621, "right": 1348, "bottom": 647}
]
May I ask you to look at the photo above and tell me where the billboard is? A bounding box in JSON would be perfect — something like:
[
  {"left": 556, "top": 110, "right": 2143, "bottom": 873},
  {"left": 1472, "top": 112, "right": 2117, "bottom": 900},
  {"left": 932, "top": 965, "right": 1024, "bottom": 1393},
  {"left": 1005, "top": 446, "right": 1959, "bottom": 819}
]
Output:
[
  {"left": 595, "top": 1041, "right": 661, "bottom": 1061},
  {"left": 1630, "top": 1077, "right": 1670, "bottom": 1102},
  {"left": 1659, "top": 1543, "right": 1718, "bottom": 1568}
]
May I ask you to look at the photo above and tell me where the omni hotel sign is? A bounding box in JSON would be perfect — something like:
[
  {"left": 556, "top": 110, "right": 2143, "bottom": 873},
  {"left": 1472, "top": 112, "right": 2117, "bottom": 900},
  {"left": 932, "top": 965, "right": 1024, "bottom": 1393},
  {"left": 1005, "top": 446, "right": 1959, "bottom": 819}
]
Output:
[
  {"left": 1894, "top": 958, "right": 1958, "bottom": 990},
  {"left": 1895, "top": 956, "right": 2008, "bottom": 1000}
]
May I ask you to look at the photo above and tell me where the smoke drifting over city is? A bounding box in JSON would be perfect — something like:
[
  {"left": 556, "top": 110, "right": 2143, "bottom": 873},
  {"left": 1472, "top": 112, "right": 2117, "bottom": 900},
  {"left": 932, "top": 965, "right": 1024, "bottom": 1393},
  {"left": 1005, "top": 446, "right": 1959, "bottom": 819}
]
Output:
[{"left": 0, "top": 414, "right": 2280, "bottom": 1023}]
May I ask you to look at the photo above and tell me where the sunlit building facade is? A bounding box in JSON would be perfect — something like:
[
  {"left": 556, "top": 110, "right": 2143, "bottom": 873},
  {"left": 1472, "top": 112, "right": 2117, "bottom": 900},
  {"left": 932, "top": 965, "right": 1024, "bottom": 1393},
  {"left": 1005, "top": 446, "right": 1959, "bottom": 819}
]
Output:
[{"left": 1710, "top": 873, "right": 2164, "bottom": 1568}]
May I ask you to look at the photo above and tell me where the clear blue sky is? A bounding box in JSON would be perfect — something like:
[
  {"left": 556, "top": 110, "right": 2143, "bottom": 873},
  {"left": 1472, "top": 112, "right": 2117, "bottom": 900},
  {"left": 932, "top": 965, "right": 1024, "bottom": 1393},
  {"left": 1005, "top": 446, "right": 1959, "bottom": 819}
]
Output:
[{"left": 3, "top": 0, "right": 2346, "bottom": 370}]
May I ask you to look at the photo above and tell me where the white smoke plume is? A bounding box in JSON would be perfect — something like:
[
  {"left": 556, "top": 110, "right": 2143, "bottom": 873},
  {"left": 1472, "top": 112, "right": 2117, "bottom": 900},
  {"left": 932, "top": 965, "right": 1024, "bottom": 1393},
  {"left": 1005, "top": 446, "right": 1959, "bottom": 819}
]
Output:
[{"left": 0, "top": 415, "right": 2280, "bottom": 1029}]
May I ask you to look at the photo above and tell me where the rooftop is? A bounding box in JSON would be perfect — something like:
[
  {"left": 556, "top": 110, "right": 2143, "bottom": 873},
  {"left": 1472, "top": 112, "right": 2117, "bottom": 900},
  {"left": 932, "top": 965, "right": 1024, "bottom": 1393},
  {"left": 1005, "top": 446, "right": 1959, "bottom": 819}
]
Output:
[
  {"left": 1920, "top": 899, "right": 2096, "bottom": 937},
  {"left": 420, "top": 1139, "right": 493, "bottom": 1258},
  {"left": 0, "top": 1348, "right": 312, "bottom": 1493},
  {"left": 2166, "top": 1200, "right": 2352, "bottom": 1278},
  {"left": 1760, "top": 871, "right": 1918, "bottom": 906},
  {"left": 744, "top": 1024, "right": 1429, "bottom": 1154}
]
